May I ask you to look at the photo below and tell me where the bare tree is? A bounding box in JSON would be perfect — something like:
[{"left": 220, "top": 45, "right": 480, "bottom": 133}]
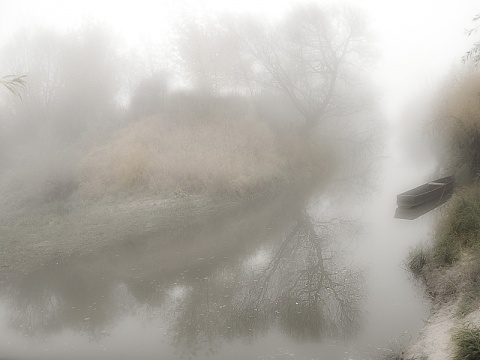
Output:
[
  {"left": 170, "top": 209, "right": 364, "bottom": 355},
  {"left": 175, "top": 13, "right": 255, "bottom": 95},
  {"left": 173, "top": 5, "right": 373, "bottom": 134},
  {"left": 235, "top": 5, "right": 373, "bottom": 134}
]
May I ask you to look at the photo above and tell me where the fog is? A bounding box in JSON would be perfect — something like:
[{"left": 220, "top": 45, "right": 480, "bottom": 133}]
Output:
[
  {"left": 0, "top": 0, "right": 383, "bottom": 203},
  {"left": 1, "top": 0, "right": 478, "bottom": 171},
  {"left": 0, "top": 0, "right": 479, "bottom": 359}
]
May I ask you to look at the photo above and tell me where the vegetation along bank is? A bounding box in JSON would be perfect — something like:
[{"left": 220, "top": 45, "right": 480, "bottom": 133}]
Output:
[
  {"left": 0, "top": 5, "right": 378, "bottom": 280},
  {"left": 404, "top": 60, "right": 480, "bottom": 359}
]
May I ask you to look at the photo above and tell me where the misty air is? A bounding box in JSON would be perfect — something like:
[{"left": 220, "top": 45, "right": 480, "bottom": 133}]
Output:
[{"left": 0, "top": 1, "right": 480, "bottom": 359}]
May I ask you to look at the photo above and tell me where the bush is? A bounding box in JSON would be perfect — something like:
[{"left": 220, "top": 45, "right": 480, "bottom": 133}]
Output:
[{"left": 78, "top": 100, "right": 329, "bottom": 199}]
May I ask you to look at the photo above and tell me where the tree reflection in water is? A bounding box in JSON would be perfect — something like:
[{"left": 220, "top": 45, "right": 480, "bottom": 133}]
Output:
[
  {"left": 0, "top": 195, "right": 365, "bottom": 356},
  {"left": 171, "top": 209, "right": 364, "bottom": 355},
  {"left": 4, "top": 264, "right": 120, "bottom": 339}
]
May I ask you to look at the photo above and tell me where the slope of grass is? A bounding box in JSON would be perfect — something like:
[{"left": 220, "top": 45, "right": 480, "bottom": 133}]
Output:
[
  {"left": 433, "top": 186, "right": 480, "bottom": 267},
  {"left": 78, "top": 109, "right": 331, "bottom": 200}
]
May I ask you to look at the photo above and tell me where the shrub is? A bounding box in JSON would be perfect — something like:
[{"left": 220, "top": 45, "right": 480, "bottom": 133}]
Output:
[{"left": 78, "top": 102, "right": 329, "bottom": 199}]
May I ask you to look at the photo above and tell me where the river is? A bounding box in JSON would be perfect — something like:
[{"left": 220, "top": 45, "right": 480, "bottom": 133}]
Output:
[{"left": 0, "top": 157, "right": 441, "bottom": 360}]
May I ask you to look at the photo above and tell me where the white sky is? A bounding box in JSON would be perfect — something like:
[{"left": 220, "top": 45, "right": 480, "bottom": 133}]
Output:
[{"left": 0, "top": 0, "right": 479, "bottom": 120}]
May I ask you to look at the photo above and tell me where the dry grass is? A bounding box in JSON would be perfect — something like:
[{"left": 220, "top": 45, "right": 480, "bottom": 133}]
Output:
[
  {"left": 78, "top": 111, "right": 329, "bottom": 199},
  {"left": 405, "top": 68, "right": 480, "bottom": 360},
  {"left": 403, "top": 184, "right": 480, "bottom": 316},
  {"left": 407, "top": 244, "right": 428, "bottom": 277},
  {"left": 433, "top": 186, "right": 480, "bottom": 267}
]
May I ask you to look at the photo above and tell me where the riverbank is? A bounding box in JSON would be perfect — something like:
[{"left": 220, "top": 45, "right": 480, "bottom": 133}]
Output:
[
  {"left": 0, "top": 174, "right": 325, "bottom": 286},
  {"left": 0, "top": 195, "right": 228, "bottom": 280},
  {"left": 404, "top": 183, "right": 480, "bottom": 360},
  {"left": 0, "top": 191, "right": 287, "bottom": 284},
  {"left": 0, "top": 100, "right": 333, "bottom": 281}
]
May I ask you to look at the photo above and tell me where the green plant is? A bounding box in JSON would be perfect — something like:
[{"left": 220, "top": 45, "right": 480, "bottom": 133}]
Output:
[
  {"left": 453, "top": 325, "right": 480, "bottom": 360},
  {"left": 463, "top": 14, "right": 480, "bottom": 65},
  {"left": 433, "top": 187, "right": 480, "bottom": 266},
  {"left": 407, "top": 245, "right": 427, "bottom": 276},
  {"left": 433, "top": 236, "right": 460, "bottom": 266},
  {"left": 0, "top": 74, "right": 27, "bottom": 98}
]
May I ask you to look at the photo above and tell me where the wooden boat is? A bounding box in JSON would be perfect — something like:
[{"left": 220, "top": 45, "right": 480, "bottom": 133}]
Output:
[{"left": 397, "top": 175, "right": 454, "bottom": 208}]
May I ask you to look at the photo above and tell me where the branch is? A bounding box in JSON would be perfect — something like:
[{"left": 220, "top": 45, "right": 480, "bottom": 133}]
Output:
[{"left": 0, "top": 75, "right": 27, "bottom": 99}]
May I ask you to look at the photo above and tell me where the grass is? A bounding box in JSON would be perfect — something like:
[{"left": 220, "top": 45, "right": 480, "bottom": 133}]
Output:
[
  {"left": 78, "top": 104, "right": 330, "bottom": 200},
  {"left": 453, "top": 325, "right": 480, "bottom": 360},
  {"left": 457, "top": 291, "right": 480, "bottom": 318},
  {"left": 379, "top": 333, "right": 421, "bottom": 360},
  {"left": 0, "top": 94, "right": 332, "bottom": 210},
  {"left": 404, "top": 67, "right": 480, "bottom": 360},
  {"left": 407, "top": 244, "right": 427, "bottom": 277},
  {"left": 456, "top": 260, "right": 480, "bottom": 318},
  {"left": 432, "top": 186, "right": 480, "bottom": 267},
  {"left": 404, "top": 184, "right": 480, "bottom": 309}
]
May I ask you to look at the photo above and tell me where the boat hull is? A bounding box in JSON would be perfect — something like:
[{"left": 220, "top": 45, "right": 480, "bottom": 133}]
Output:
[{"left": 397, "top": 176, "right": 454, "bottom": 208}]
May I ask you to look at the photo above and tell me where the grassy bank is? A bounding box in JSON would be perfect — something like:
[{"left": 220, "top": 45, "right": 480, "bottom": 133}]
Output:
[
  {"left": 0, "top": 92, "right": 337, "bottom": 285},
  {"left": 78, "top": 109, "right": 331, "bottom": 200},
  {"left": 400, "top": 68, "right": 480, "bottom": 359},
  {"left": 404, "top": 182, "right": 480, "bottom": 359},
  {"left": 0, "top": 94, "right": 333, "bottom": 211}
]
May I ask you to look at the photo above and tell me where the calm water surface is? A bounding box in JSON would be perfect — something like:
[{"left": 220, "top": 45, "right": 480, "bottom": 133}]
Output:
[{"left": 0, "top": 161, "right": 439, "bottom": 359}]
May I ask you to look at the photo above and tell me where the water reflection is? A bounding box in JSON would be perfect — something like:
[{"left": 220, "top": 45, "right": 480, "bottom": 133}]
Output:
[
  {"left": 4, "top": 260, "right": 131, "bottom": 340},
  {"left": 171, "top": 210, "right": 364, "bottom": 356},
  {"left": 0, "top": 192, "right": 365, "bottom": 358},
  {"left": 234, "top": 211, "right": 363, "bottom": 341},
  {"left": 394, "top": 194, "right": 452, "bottom": 220}
]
